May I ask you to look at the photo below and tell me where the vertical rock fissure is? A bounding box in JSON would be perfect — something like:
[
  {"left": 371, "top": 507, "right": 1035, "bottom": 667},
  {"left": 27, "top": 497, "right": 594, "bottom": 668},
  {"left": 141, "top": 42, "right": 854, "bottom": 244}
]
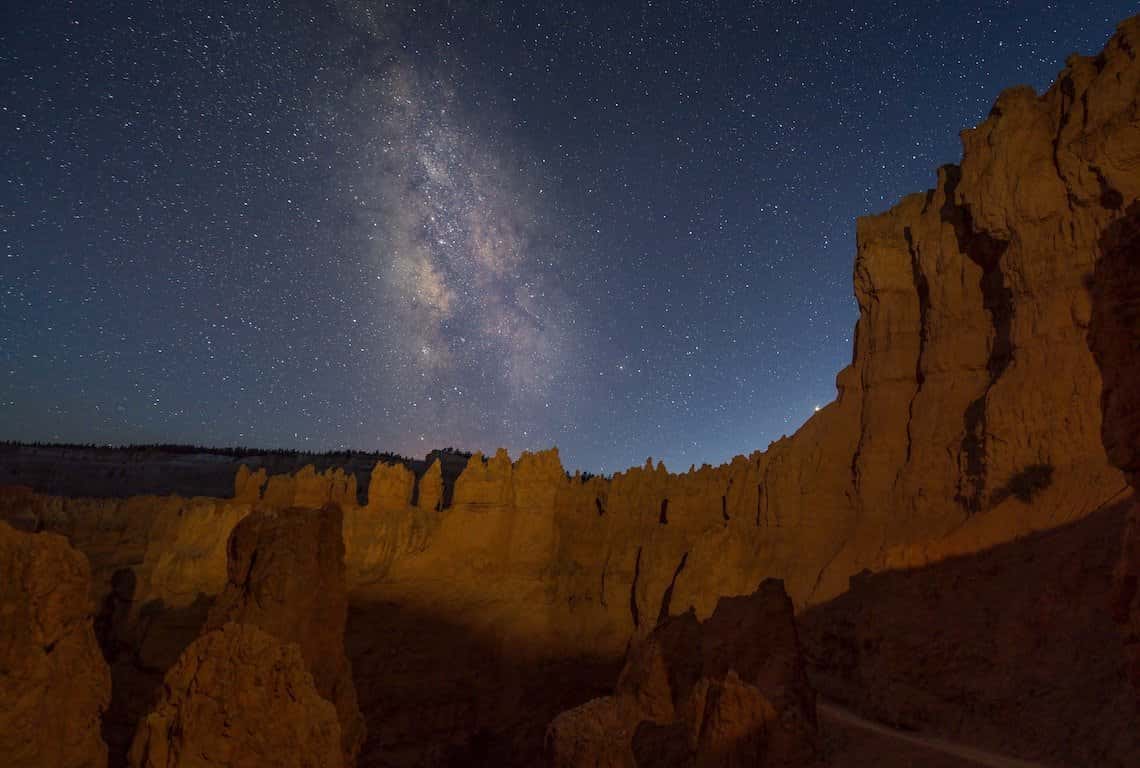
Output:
[
  {"left": 441, "top": 478, "right": 455, "bottom": 509},
  {"left": 849, "top": 378, "right": 867, "bottom": 497},
  {"left": 1054, "top": 75, "right": 1078, "bottom": 212},
  {"left": 655, "top": 551, "right": 689, "bottom": 627},
  {"left": 941, "top": 165, "right": 1013, "bottom": 512},
  {"left": 721, "top": 494, "right": 729, "bottom": 524},
  {"left": 629, "top": 547, "right": 643, "bottom": 629},
  {"left": 903, "top": 226, "right": 931, "bottom": 465},
  {"left": 599, "top": 553, "right": 609, "bottom": 609},
  {"left": 659, "top": 499, "right": 669, "bottom": 525},
  {"left": 1091, "top": 164, "right": 1125, "bottom": 210},
  {"left": 849, "top": 437, "right": 864, "bottom": 498},
  {"left": 409, "top": 469, "right": 421, "bottom": 507}
]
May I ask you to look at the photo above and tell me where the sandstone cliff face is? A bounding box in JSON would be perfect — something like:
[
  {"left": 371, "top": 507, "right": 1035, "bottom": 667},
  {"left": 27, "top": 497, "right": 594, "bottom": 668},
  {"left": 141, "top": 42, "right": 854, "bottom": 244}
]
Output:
[
  {"left": 0, "top": 521, "right": 111, "bottom": 768},
  {"left": 127, "top": 622, "right": 344, "bottom": 768},
  {"left": 546, "top": 579, "right": 815, "bottom": 767},
  {"left": 204, "top": 505, "right": 366, "bottom": 766}
]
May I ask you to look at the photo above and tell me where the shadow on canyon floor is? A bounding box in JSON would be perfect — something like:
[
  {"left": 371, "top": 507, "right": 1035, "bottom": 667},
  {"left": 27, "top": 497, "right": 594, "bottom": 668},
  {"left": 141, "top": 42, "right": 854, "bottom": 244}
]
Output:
[
  {"left": 98, "top": 594, "right": 214, "bottom": 768},
  {"left": 800, "top": 497, "right": 1139, "bottom": 768},
  {"left": 344, "top": 598, "right": 621, "bottom": 768}
]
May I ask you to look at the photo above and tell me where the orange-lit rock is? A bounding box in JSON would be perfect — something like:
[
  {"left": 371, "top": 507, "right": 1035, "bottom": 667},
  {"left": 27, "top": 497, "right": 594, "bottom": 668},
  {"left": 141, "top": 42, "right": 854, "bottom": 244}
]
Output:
[
  {"left": 232, "top": 464, "right": 266, "bottom": 503},
  {"left": 136, "top": 497, "right": 251, "bottom": 610},
  {"left": 417, "top": 457, "right": 445, "bottom": 513},
  {"left": 0, "top": 521, "right": 111, "bottom": 768},
  {"left": 127, "top": 622, "right": 343, "bottom": 768},
  {"left": 340, "top": 460, "right": 448, "bottom": 583},
  {"left": 366, "top": 461, "right": 416, "bottom": 509},
  {"left": 204, "top": 505, "right": 365, "bottom": 765},
  {"left": 259, "top": 463, "right": 358, "bottom": 510}
]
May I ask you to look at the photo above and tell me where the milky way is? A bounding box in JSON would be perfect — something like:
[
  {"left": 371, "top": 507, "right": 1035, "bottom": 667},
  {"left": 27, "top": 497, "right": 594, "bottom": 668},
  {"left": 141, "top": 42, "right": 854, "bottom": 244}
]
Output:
[
  {"left": 2, "top": 1, "right": 1135, "bottom": 472},
  {"left": 358, "top": 57, "right": 575, "bottom": 437}
]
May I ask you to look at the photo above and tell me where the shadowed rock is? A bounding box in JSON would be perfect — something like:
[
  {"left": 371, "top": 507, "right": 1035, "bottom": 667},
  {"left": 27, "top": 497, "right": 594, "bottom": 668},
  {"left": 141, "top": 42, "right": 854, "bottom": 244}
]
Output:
[
  {"left": 1089, "top": 198, "right": 1140, "bottom": 709},
  {"left": 546, "top": 579, "right": 815, "bottom": 767},
  {"left": 0, "top": 521, "right": 111, "bottom": 768},
  {"left": 801, "top": 500, "right": 1138, "bottom": 766}
]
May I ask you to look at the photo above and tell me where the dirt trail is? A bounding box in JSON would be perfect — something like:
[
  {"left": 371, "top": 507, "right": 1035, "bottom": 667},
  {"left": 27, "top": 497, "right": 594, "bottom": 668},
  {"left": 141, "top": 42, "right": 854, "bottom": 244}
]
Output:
[{"left": 818, "top": 701, "right": 1047, "bottom": 768}]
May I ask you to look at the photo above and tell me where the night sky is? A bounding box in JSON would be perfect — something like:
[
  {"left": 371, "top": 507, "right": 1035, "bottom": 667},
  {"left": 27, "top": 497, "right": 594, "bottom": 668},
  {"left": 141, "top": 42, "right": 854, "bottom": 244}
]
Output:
[{"left": 3, "top": 1, "right": 1134, "bottom": 473}]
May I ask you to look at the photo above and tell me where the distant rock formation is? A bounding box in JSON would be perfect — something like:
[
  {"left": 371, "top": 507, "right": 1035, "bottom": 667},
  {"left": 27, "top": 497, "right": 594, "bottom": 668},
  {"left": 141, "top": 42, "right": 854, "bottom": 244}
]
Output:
[
  {"left": 127, "top": 622, "right": 343, "bottom": 768},
  {"left": 0, "top": 521, "right": 111, "bottom": 768},
  {"left": 545, "top": 579, "right": 815, "bottom": 767},
  {"left": 203, "top": 505, "right": 366, "bottom": 766}
]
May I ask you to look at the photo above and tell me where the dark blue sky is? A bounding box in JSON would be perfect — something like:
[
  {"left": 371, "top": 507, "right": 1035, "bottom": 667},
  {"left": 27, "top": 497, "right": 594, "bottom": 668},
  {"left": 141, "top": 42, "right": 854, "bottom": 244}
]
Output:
[{"left": 2, "top": 1, "right": 1134, "bottom": 472}]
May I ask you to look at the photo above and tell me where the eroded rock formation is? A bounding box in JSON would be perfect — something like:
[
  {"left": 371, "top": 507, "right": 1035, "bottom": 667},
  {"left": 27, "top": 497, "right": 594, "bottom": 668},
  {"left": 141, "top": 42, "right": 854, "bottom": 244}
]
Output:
[
  {"left": 204, "top": 505, "right": 366, "bottom": 765},
  {"left": 0, "top": 521, "right": 111, "bottom": 768},
  {"left": 546, "top": 579, "right": 815, "bottom": 767},
  {"left": 127, "top": 622, "right": 344, "bottom": 768}
]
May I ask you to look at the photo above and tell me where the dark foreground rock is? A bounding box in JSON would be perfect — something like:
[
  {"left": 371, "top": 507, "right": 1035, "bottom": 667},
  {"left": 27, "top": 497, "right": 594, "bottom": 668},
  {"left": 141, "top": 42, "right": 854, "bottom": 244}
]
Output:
[
  {"left": 1089, "top": 201, "right": 1140, "bottom": 714},
  {"left": 546, "top": 578, "right": 816, "bottom": 767},
  {"left": 799, "top": 501, "right": 1139, "bottom": 767},
  {"left": 0, "top": 521, "right": 111, "bottom": 768}
]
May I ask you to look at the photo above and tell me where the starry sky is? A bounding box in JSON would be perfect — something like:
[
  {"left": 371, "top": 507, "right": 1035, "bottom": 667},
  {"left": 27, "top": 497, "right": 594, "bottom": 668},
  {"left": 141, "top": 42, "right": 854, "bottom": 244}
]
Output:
[{"left": 2, "top": 1, "right": 1135, "bottom": 473}]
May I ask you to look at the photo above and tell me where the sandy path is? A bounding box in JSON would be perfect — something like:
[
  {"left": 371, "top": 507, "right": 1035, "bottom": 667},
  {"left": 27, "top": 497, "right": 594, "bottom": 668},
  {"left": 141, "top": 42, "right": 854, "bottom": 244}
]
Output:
[{"left": 817, "top": 701, "right": 1047, "bottom": 768}]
